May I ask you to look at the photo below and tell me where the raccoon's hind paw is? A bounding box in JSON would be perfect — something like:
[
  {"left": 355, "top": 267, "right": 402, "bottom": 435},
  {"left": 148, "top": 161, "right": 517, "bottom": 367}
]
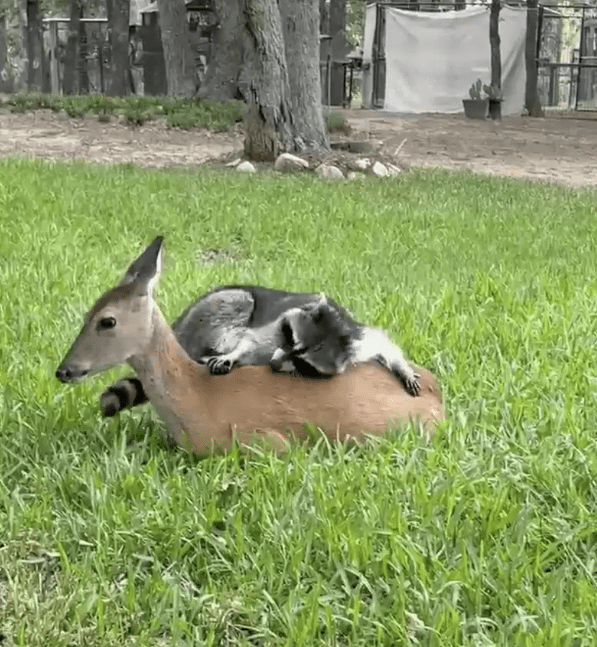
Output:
[{"left": 206, "top": 356, "right": 234, "bottom": 375}]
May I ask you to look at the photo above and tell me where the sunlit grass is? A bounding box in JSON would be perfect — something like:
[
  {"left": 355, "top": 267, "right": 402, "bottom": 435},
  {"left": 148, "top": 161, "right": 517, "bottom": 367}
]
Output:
[{"left": 1, "top": 158, "right": 597, "bottom": 645}]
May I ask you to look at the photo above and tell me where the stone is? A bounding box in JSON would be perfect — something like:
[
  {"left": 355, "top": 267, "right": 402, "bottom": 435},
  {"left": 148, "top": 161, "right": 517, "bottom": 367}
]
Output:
[
  {"left": 387, "top": 164, "right": 402, "bottom": 176},
  {"left": 225, "top": 158, "right": 242, "bottom": 167},
  {"left": 347, "top": 171, "right": 365, "bottom": 180},
  {"left": 353, "top": 158, "right": 370, "bottom": 171},
  {"left": 315, "top": 164, "right": 344, "bottom": 179},
  {"left": 371, "top": 161, "right": 389, "bottom": 177},
  {"left": 274, "top": 153, "right": 309, "bottom": 172},
  {"left": 236, "top": 160, "right": 256, "bottom": 173}
]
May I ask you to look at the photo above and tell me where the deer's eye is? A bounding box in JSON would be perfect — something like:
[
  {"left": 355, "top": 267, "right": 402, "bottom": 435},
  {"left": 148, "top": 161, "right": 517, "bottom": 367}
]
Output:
[{"left": 98, "top": 316, "right": 116, "bottom": 330}]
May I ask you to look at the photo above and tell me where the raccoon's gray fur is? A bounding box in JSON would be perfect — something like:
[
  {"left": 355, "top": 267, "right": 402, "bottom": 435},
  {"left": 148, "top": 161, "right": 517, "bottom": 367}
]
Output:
[{"left": 100, "top": 285, "right": 419, "bottom": 418}]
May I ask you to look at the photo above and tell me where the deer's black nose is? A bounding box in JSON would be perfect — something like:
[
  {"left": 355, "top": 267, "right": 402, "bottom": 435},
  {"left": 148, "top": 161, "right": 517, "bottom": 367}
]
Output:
[{"left": 56, "top": 365, "right": 89, "bottom": 382}]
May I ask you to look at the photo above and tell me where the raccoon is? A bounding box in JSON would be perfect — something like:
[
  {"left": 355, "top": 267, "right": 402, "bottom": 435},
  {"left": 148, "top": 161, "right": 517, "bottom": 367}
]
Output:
[
  {"left": 100, "top": 285, "right": 420, "bottom": 417},
  {"left": 268, "top": 297, "right": 421, "bottom": 395}
]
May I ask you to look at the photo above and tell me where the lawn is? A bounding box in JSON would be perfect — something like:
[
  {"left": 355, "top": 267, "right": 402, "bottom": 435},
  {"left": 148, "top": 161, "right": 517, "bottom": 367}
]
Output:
[{"left": 1, "top": 158, "right": 597, "bottom": 646}]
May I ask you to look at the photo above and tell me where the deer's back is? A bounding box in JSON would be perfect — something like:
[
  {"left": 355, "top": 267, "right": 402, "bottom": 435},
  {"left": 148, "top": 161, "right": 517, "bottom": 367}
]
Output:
[{"left": 192, "top": 362, "right": 445, "bottom": 449}]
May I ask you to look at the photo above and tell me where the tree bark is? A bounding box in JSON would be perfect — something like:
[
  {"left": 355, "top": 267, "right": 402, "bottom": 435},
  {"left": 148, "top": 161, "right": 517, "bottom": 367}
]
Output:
[
  {"left": 319, "top": 0, "right": 329, "bottom": 34},
  {"left": 63, "top": 0, "right": 82, "bottom": 94},
  {"left": 0, "top": 10, "right": 8, "bottom": 91},
  {"left": 329, "top": 0, "right": 345, "bottom": 38},
  {"left": 525, "top": 0, "right": 544, "bottom": 116},
  {"left": 26, "top": 0, "right": 43, "bottom": 91},
  {"left": 78, "top": 4, "right": 89, "bottom": 93},
  {"left": 489, "top": 0, "right": 501, "bottom": 119},
  {"left": 198, "top": 0, "right": 244, "bottom": 101},
  {"left": 329, "top": 0, "right": 345, "bottom": 104},
  {"left": 280, "top": 0, "right": 329, "bottom": 152},
  {"left": 155, "top": 0, "right": 196, "bottom": 97},
  {"left": 105, "top": 0, "right": 130, "bottom": 96},
  {"left": 242, "top": 0, "right": 294, "bottom": 161}
]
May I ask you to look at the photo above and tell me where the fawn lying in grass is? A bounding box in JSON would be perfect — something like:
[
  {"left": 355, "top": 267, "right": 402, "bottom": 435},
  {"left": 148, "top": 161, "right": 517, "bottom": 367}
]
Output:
[{"left": 56, "top": 237, "right": 445, "bottom": 455}]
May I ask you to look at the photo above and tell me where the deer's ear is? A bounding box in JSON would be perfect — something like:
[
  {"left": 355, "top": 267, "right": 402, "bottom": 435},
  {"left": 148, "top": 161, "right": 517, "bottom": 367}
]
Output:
[{"left": 120, "top": 236, "right": 164, "bottom": 295}]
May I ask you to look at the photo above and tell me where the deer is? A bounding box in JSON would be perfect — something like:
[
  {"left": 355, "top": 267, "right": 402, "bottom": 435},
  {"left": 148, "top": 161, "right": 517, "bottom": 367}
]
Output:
[{"left": 55, "top": 237, "right": 446, "bottom": 456}]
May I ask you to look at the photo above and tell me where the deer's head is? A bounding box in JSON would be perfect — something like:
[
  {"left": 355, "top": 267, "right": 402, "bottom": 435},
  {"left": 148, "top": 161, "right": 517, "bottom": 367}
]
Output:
[{"left": 56, "top": 236, "right": 164, "bottom": 383}]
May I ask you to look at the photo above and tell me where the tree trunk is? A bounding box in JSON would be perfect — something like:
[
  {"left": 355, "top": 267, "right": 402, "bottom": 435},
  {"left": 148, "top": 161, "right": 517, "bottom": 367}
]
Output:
[
  {"left": 489, "top": 0, "right": 501, "bottom": 119},
  {"left": 0, "top": 10, "right": 8, "bottom": 91},
  {"left": 329, "top": 0, "right": 345, "bottom": 38},
  {"left": 78, "top": 5, "right": 89, "bottom": 93},
  {"left": 105, "top": 0, "right": 130, "bottom": 96},
  {"left": 280, "top": 0, "right": 329, "bottom": 153},
  {"left": 63, "top": 0, "right": 82, "bottom": 94},
  {"left": 242, "top": 0, "right": 294, "bottom": 161},
  {"left": 320, "top": 0, "right": 329, "bottom": 34},
  {"left": 198, "top": 0, "right": 244, "bottom": 101},
  {"left": 155, "top": 0, "right": 196, "bottom": 97},
  {"left": 16, "top": 0, "right": 27, "bottom": 90},
  {"left": 525, "top": 0, "right": 544, "bottom": 116},
  {"left": 26, "top": 0, "right": 43, "bottom": 91},
  {"left": 329, "top": 0, "right": 345, "bottom": 104}
]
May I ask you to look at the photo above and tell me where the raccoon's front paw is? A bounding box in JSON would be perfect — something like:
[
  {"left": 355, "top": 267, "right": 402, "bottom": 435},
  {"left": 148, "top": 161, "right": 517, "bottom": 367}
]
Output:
[
  {"left": 206, "top": 356, "right": 234, "bottom": 375},
  {"left": 403, "top": 372, "right": 421, "bottom": 397}
]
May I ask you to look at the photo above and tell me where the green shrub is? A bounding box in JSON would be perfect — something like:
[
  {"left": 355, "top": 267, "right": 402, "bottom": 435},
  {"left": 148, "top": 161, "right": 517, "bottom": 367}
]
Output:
[{"left": 62, "top": 97, "right": 88, "bottom": 119}]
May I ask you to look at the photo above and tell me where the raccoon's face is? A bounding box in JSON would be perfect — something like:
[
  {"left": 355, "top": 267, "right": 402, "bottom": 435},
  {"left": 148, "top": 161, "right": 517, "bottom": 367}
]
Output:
[{"left": 279, "top": 306, "right": 352, "bottom": 377}]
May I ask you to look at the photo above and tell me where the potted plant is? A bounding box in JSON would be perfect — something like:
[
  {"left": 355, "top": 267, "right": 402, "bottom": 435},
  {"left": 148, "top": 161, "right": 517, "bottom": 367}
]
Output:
[
  {"left": 483, "top": 83, "right": 503, "bottom": 120},
  {"left": 462, "top": 79, "right": 489, "bottom": 119}
]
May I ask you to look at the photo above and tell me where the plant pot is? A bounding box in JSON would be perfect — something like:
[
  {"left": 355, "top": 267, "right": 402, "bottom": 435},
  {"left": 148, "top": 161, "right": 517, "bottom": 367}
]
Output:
[
  {"left": 488, "top": 98, "right": 502, "bottom": 121},
  {"left": 462, "top": 98, "right": 489, "bottom": 120}
]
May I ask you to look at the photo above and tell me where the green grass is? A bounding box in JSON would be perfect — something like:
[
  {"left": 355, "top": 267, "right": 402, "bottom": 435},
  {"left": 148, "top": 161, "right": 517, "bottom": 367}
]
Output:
[
  {"left": 1, "top": 159, "right": 597, "bottom": 645},
  {"left": 0, "top": 93, "right": 245, "bottom": 131}
]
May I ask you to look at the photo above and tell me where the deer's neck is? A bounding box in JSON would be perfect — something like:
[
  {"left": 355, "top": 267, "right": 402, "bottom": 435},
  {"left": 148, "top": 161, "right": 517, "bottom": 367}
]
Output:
[{"left": 128, "top": 306, "right": 208, "bottom": 442}]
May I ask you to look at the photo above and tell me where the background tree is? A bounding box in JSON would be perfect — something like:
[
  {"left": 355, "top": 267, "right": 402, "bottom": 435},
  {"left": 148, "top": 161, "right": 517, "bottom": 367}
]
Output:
[
  {"left": 200, "top": 0, "right": 328, "bottom": 160},
  {"left": 0, "top": 7, "right": 7, "bottom": 90},
  {"left": 328, "top": 0, "right": 345, "bottom": 102},
  {"left": 525, "top": 0, "right": 544, "bottom": 116},
  {"left": 197, "top": 0, "right": 243, "bottom": 101},
  {"left": 243, "top": 0, "right": 329, "bottom": 160},
  {"left": 105, "top": 0, "right": 129, "bottom": 95},
  {"left": 26, "top": 0, "right": 44, "bottom": 90},
  {"left": 62, "top": 0, "right": 83, "bottom": 94},
  {"left": 155, "top": 0, "right": 196, "bottom": 97},
  {"left": 319, "top": 0, "right": 329, "bottom": 34},
  {"left": 489, "top": 0, "right": 501, "bottom": 118},
  {"left": 242, "top": 0, "right": 293, "bottom": 160},
  {"left": 279, "top": 0, "right": 328, "bottom": 152}
]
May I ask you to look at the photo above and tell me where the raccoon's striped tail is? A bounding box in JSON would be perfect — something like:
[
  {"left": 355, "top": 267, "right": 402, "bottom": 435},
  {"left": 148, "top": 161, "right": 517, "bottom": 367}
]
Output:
[{"left": 100, "top": 377, "right": 148, "bottom": 417}]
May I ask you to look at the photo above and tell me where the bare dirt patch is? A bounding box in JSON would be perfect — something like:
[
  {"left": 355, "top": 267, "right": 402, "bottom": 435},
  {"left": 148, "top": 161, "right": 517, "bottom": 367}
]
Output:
[
  {"left": 342, "top": 109, "right": 597, "bottom": 187},
  {"left": 0, "top": 110, "right": 241, "bottom": 168},
  {"left": 1, "top": 107, "right": 596, "bottom": 187}
]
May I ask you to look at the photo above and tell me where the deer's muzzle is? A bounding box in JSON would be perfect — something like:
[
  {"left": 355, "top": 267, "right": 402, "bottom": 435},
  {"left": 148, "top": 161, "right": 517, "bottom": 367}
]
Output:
[{"left": 55, "top": 364, "right": 90, "bottom": 383}]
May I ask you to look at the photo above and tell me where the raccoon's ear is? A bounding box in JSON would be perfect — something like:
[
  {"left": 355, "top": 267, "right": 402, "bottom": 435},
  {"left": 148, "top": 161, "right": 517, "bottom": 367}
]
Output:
[{"left": 312, "top": 294, "right": 329, "bottom": 322}]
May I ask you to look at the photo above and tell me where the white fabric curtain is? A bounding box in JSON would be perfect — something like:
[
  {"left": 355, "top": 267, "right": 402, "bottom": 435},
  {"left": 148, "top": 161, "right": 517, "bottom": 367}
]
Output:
[{"left": 363, "top": 5, "right": 526, "bottom": 116}]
